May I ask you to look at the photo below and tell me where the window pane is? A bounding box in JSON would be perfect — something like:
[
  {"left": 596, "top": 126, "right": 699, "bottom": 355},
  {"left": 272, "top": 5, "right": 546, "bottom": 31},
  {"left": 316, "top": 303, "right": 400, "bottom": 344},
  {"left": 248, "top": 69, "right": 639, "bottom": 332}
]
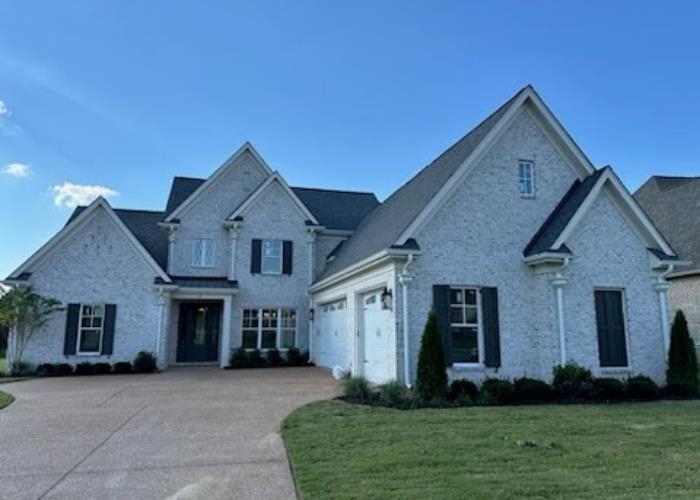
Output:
[
  {"left": 281, "top": 309, "right": 296, "bottom": 328},
  {"left": 450, "top": 307, "right": 464, "bottom": 324},
  {"left": 450, "top": 289, "right": 463, "bottom": 305},
  {"left": 262, "top": 309, "right": 278, "bottom": 328},
  {"left": 91, "top": 317, "right": 102, "bottom": 328},
  {"left": 81, "top": 317, "right": 91, "bottom": 328},
  {"left": 242, "top": 330, "right": 257, "bottom": 349},
  {"left": 465, "top": 306, "right": 478, "bottom": 324},
  {"left": 79, "top": 329, "right": 101, "bottom": 352},
  {"left": 261, "top": 329, "right": 277, "bottom": 349},
  {"left": 464, "top": 289, "right": 477, "bottom": 305},
  {"left": 450, "top": 327, "right": 478, "bottom": 363},
  {"left": 280, "top": 329, "right": 295, "bottom": 349}
]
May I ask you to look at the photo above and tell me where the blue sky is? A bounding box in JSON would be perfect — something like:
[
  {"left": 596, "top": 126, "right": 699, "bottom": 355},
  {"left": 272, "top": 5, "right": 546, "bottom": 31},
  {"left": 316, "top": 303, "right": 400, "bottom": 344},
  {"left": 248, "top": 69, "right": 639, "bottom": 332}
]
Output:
[{"left": 1, "top": 1, "right": 699, "bottom": 278}]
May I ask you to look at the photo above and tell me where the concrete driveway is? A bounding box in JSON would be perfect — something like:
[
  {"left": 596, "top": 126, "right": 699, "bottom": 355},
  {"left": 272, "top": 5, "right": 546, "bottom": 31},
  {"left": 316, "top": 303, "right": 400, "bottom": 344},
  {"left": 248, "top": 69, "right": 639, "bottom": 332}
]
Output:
[{"left": 0, "top": 367, "right": 338, "bottom": 500}]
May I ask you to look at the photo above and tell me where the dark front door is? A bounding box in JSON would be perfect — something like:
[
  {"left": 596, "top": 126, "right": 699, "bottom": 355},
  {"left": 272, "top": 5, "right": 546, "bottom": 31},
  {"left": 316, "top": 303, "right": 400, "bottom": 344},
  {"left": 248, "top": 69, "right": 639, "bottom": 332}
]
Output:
[{"left": 177, "top": 302, "right": 221, "bottom": 362}]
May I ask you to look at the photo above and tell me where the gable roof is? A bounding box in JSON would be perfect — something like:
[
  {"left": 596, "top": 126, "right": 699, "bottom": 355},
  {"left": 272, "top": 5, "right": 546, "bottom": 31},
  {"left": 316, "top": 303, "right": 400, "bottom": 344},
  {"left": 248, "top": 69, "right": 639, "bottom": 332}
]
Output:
[
  {"left": 165, "top": 177, "right": 205, "bottom": 216},
  {"left": 635, "top": 176, "right": 700, "bottom": 273}
]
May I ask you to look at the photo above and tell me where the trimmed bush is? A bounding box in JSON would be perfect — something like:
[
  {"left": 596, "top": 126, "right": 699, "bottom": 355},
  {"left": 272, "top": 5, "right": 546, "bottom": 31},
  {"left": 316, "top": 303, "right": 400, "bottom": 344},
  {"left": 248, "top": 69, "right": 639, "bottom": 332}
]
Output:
[
  {"left": 666, "top": 310, "right": 699, "bottom": 398},
  {"left": 480, "top": 378, "right": 515, "bottom": 405},
  {"left": 133, "top": 351, "right": 157, "bottom": 373},
  {"left": 247, "top": 349, "right": 267, "bottom": 368},
  {"left": 36, "top": 363, "right": 55, "bottom": 377},
  {"left": 513, "top": 377, "right": 553, "bottom": 403},
  {"left": 286, "top": 347, "right": 304, "bottom": 367},
  {"left": 378, "top": 381, "right": 409, "bottom": 408},
  {"left": 94, "top": 362, "right": 112, "bottom": 375},
  {"left": 592, "top": 377, "right": 626, "bottom": 401},
  {"left": 55, "top": 363, "right": 74, "bottom": 376},
  {"left": 343, "top": 376, "right": 371, "bottom": 401},
  {"left": 113, "top": 362, "right": 133, "bottom": 374},
  {"left": 228, "top": 347, "right": 249, "bottom": 369},
  {"left": 626, "top": 375, "right": 660, "bottom": 400},
  {"left": 448, "top": 379, "right": 478, "bottom": 402},
  {"left": 552, "top": 363, "right": 593, "bottom": 399},
  {"left": 301, "top": 350, "right": 311, "bottom": 366},
  {"left": 74, "top": 362, "right": 95, "bottom": 376},
  {"left": 267, "top": 348, "right": 285, "bottom": 367},
  {"left": 415, "top": 311, "right": 447, "bottom": 401}
]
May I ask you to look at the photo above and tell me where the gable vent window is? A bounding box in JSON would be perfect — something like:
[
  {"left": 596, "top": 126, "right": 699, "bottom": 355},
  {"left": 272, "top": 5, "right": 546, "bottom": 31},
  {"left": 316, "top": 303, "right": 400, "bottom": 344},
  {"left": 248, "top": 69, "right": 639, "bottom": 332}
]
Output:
[
  {"left": 192, "top": 239, "right": 215, "bottom": 268},
  {"left": 518, "top": 160, "right": 535, "bottom": 197}
]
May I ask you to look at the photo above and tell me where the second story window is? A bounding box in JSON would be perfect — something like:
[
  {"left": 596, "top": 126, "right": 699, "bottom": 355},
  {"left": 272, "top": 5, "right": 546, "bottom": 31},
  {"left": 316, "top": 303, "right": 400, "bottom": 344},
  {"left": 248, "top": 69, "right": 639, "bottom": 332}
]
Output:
[
  {"left": 518, "top": 160, "right": 535, "bottom": 197},
  {"left": 261, "top": 239, "right": 283, "bottom": 274},
  {"left": 251, "top": 239, "right": 293, "bottom": 275},
  {"left": 192, "top": 239, "right": 215, "bottom": 268}
]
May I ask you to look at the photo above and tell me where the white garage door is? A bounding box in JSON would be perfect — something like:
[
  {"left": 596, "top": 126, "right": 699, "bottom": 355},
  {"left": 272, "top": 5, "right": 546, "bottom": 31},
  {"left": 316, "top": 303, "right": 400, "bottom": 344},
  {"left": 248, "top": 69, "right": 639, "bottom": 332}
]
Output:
[
  {"left": 361, "top": 290, "right": 393, "bottom": 384},
  {"left": 317, "top": 299, "right": 348, "bottom": 369}
]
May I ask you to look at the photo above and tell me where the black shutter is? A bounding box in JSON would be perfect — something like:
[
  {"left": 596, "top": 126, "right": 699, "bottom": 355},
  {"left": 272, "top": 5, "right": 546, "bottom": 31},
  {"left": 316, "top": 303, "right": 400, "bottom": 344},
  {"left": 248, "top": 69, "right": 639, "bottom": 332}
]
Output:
[
  {"left": 102, "top": 304, "right": 117, "bottom": 355},
  {"left": 251, "top": 239, "right": 262, "bottom": 274},
  {"left": 63, "top": 304, "right": 80, "bottom": 355},
  {"left": 595, "top": 291, "right": 627, "bottom": 367},
  {"left": 482, "top": 287, "right": 501, "bottom": 368},
  {"left": 432, "top": 285, "right": 452, "bottom": 366},
  {"left": 283, "top": 241, "right": 293, "bottom": 275}
]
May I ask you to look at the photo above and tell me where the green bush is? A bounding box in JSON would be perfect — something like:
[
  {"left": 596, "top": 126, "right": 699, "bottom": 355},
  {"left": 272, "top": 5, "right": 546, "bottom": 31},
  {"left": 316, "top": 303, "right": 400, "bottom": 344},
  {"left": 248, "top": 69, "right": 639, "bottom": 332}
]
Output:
[
  {"left": 552, "top": 363, "right": 593, "bottom": 399},
  {"left": 513, "top": 377, "right": 553, "bottom": 403},
  {"left": 592, "top": 377, "right": 626, "bottom": 401},
  {"left": 377, "top": 381, "right": 410, "bottom": 408},
  {"left": 74, "top": 362, "right": 95, "bottom": 376},
  {"left": 267, "top": 348, "right": 285, "bottom": 367},
  {"left": 448, "top": 379, "right": 478, "bottom": 402},
  {"left": 626, "top": 375, "right": 660, "bottom": 400},
  {"left": 55, "top": 363, "right": 74, "bottom": 376},
  {"left": 415, "top": 310, "right": 447, "bottom": 401},
  {"left": 666, "top": 310, "right": 699, "bottom": 398},
  {"left": 480, "top": 378, "right": 515, "bottom": 405},
  {"left": 94, "top": 362, "right": 112, "bottom": 375},
  {"left": 247, "top": 349, "right": 267, "bottom": 368},
  {"left": 113, "top": 362, "right": 133, "bottom": 374},
  {"left": 36, "top": 363, "right": 55, "bottom": 377},
  {"left": 228, "top": 347, "right": 249, "bottom": 369},
  {"left": 286, "top": 347, "right": 304, "bottom": 367},
  {"left": 133, "top": 351, "right": 157, "bottom": 373},
  {"left": 343, "top": 376, "right": 371, "bottom": 401}
]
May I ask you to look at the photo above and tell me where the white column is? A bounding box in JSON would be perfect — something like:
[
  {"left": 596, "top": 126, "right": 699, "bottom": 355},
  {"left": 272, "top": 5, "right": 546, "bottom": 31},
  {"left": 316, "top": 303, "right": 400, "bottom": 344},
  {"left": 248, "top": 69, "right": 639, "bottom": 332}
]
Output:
[
  {"left": 399, "top": 273, "right": 413, "bottom": 387},
  {"left": 307, "top": 229, "right": 317, "bottom": 286},
  {"left": 228, "top": 227, "right": 239, "bottom": 281},
  {"left": 220, "top": 296, "right": 233, "bottom": 368},
  {"left": 155, "top": 293, "right": 167, "bottom": 369},
  {"left": 167, "top": 227, "right": 178, "bottom": 275},
  {"left": 551, "top": 276, "right": 568, "bottom": 365},
  {"left": 654, "top": 280, "right": 671, "bottom": 355}
]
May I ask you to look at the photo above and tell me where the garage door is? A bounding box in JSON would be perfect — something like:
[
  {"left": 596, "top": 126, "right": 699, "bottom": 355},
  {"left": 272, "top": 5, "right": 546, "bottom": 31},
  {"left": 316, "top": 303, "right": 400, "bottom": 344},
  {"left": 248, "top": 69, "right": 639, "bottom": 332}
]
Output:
[
  {"left": 361, "top": 290, "right": 393, "bottom": 384},
  {"left": 317, "top": 299, "right": 348, "bottom": 369}
]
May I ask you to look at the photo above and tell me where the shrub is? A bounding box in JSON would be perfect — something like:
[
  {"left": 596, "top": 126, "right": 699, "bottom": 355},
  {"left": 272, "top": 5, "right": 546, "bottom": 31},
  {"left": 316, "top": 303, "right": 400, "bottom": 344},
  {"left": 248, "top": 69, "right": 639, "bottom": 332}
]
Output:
[
  {"left": 267, "top": 348, "right": 285, "bottom": 367},
  {"left": 228, "top": 347, "right": 249, "bottom": 369},
  {"left": 415, "top": 311, "right": 447, "bottom": 401},
  {"left": 54, "top": 363, "right": 74, "bottom": 376},
  {"left": 666, "top": 310, "right": 699, "bottom": 397},
  {"left": 94, "top": 362, "right": 112, "bottom": 375},
  {"left": 9, "top": 360, "right": 34, "bottom": 377},
  {"left": 286, "top": 347, "right": 304, "bottom": 367},
  {"left": 113, "top": 362, "right": 133, "bottom": 374},
  {"left": 133, "top": 351, "right": 157, "bottom": 373},
  {"left": 626, "top": 375, "right": 660, "bottom": 400},
  {"left": 513, "top": 377, "right": 553, "bottom": 403},
  {"left": 74, "top": 362, "right": 95, "bottom": 376},
  {"left": 301, "top": 350, "right": 311, "bottom": 366},
  {"left": 479, "top": 378, "right": 515, "bottom": 405},
  {"left": 343, "top": 376, "right": 371, "bottom": 401},
  {"left": 247, "top": 349, "right": 266, "bottom": 368},
  {"left": 377, "top": 381, "right": 409, "bottom": 408},
  {"left": 448, "top": 379, "right": 479, "bottom": 402},
  {"left": 592, "top": 377, "right": 626, "bottom": 401},
  {"left": 36, "top": 363, "right": 55, "bottom": 377},
  {"left": 552, "top": 363, "right": 593, "bottom": 399}
]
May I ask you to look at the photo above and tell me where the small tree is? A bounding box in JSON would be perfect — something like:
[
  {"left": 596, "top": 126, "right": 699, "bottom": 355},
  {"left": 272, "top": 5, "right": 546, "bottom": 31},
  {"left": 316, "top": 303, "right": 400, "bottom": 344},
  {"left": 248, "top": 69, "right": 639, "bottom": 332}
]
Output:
[
  {"left": 0, "top": 287, "right": 62, "bottom": 376},
  {"left": 415, "top": 310, "right": 447, "bottom": 401},
  {"left": 666, "top": 310, "right": 699, "bottom": 397}
]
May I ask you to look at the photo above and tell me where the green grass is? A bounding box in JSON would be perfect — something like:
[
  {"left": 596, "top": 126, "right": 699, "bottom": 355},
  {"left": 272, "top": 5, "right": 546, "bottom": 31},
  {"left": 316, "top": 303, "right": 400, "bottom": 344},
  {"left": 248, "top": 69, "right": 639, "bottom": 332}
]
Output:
[
  {"left": 282, "top": 400, "right": 700, "bottom": 499},
  {"left": 0, "top": 390, "right": 13, "bottom": 409}
]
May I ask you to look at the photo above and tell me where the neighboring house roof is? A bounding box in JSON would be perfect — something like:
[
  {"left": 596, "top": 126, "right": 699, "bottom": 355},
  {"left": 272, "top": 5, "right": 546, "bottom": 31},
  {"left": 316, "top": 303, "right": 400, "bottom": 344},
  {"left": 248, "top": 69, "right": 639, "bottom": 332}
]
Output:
[{"left": 635, "top": 176, "right": 700, "bottom": 274}]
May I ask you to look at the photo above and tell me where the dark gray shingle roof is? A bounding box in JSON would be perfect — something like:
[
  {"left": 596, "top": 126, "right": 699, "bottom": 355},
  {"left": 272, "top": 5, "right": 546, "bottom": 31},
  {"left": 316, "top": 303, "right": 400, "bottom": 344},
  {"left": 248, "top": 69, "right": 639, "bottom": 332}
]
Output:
[
  {"left": 635, "top": 176, "right": 700, "bottom": 271},
  {"left": 317, "top": 86, "right": 528, "bottom": 281},
  {"left": 165, "top": 177, "right": 205, "bottom": 216},
  {"left": 524, "top": 167, "right": 607, "bottom": 256},
  {"left": 155, "top": 276, "right": 238, "bottom": 289}
]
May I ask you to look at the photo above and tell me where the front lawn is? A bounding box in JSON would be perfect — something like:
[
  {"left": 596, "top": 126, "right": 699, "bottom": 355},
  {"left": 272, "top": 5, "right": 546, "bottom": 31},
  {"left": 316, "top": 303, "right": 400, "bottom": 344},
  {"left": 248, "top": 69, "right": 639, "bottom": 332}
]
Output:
[
  {"left": 0, "top": 390, "right": 13, "bottom": 409},
  {"left": 282, "top": 400, "right": 700, "bottom": 499}
]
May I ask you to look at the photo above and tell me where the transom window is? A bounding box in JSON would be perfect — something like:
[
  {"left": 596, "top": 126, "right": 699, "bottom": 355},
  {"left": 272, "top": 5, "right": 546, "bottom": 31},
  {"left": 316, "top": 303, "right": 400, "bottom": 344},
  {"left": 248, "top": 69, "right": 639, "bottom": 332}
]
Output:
[
  {"left": 518, "top": 160, "right": 535, "bottom": 197},
  {"left": 261, "top": 240, "right": 283, "bottom": 274},
  {"left": 192, "top": 239, "right": 215, "bottom": 268},
  {"left": 78, "top": 304, "right": 104, "bottom": 354},
  {"left": 450, "top": 287, "right": 481, "bottom": 364},
  {"left": 242, "top": 308, "right": 296, "bottom": 350}
]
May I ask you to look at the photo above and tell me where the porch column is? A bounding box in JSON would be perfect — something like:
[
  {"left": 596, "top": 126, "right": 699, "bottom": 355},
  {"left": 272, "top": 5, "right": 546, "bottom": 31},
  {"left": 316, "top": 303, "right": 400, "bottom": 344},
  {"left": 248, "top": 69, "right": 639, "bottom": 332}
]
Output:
[
  {"left": 227, "top": 225, "right": 240, "bottom": 281},
  {"left": 155, "top": 290, "right": 170, "bottom": 369},
  {"left": 220, "top": 296, "right": 233, "bottom": 368},
  {"left": 551, "top": 276, "right": 568, "bottom": 365},
  {"left": 654, "top": 280, "right": 671, "bottom": 355},
  {"left": 167, "top": 226, "right": 178, "bottom": 275},
  {"left": 307, "top": 228, "right": 317, "bottom": 286}
]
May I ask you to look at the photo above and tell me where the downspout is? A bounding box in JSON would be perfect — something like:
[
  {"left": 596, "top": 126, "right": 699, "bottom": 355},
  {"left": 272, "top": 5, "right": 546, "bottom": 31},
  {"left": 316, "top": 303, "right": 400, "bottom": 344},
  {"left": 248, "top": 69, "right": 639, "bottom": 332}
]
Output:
[
  {"left": 399, "top": 254, "right": 415, "bottom": 388},
  {"left": 551, "top": 257, "right": 571, "bottom": 366},
  {"left": 307, "top": 229, "right": 317, "bottom": 362},
  {"left": 655, "top": 264, "right": 674, "bottom": 354}
]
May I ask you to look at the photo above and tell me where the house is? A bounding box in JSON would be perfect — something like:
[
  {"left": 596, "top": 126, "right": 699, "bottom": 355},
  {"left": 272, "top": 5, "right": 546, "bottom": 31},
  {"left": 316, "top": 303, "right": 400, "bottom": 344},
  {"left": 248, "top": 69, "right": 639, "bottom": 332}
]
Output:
[
  {"left": 635, "top": 176, "right": 700, "bottom": 354},
  {"left": 4, "top": 85, "right": 681, "bottom": 385}
]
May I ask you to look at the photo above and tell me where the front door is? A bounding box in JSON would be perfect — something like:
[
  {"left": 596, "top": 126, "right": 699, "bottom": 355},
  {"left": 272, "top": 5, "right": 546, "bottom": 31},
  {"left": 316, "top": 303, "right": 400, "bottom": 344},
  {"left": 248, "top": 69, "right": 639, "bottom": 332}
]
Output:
[{"left": 177, "top": 302, "right": 221, "bottom": 362}]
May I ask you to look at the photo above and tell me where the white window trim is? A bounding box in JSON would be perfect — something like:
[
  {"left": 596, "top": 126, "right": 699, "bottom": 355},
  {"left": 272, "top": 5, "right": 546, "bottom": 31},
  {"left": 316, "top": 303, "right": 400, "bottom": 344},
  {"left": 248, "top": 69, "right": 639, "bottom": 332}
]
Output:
[
  {"left": 449, "top": 286, "right": 485, "bottom": 368},
  {"left": 518, "top": 159, "right": 535, "bottom": 198},
  {"left": 191, "top": 239, "right": 215, "bottom": 268},
  {"left": 241, "top": 307, "right": 297, "bottom": 351},
  {"left": 594, "top": 287, "right": 632, "bottom": 371},
  {"left": 261, "top": 239, "right": 283, "bottom": 275},
  {"left": 76, "top": 303, "right": 104, "bottom": 356}
]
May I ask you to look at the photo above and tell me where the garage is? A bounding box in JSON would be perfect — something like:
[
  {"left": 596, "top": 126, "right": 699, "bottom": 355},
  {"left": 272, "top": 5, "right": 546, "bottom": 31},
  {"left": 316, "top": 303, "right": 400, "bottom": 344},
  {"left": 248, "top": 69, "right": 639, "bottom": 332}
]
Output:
[
  {"left": 317, "top": 298, "right": 348, "bottom": 369},
  {"left": 359, "top": 289, "right": 394, "bottom": 383}
]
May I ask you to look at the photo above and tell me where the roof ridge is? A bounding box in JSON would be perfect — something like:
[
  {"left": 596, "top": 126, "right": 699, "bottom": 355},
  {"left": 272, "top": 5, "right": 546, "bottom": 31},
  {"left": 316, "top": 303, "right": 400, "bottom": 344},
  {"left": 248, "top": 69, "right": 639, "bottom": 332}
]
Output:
[
  {"left": 113, "top": 208, "right": 165, "bottom": 214},
  {"left": 172, "top": 175, "right": 206, "bottom": 181}
]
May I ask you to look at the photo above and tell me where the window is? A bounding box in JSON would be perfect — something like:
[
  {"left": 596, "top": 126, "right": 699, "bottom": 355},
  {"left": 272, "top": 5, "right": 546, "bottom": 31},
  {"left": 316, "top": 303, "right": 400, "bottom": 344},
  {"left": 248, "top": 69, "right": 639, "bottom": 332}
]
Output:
[
  {"left": 449, "top": 287, "right": 481, "bottom": 364},
  {"left": 261, "top": 240, "right": 283, "bottom": 274},
  {"left": 241, "top": 308, "right": 297, "bottom": 349},
  {"left": 78, "top": 304, "right": 104, "bottom": 354},
  {"left": 518, "top": 160, "right": 535, "bottom": 197},
  {"left": 192, "top": 239, "right": 215, "bottom": 268},
  {"left": 594, "top": 290, "right": 628, "bottom": 368}
]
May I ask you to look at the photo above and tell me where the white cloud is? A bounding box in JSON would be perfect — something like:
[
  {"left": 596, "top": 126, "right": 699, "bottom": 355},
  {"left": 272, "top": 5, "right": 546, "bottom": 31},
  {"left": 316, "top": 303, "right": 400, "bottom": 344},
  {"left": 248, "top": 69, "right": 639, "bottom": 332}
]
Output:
[
  {"left": 3, "top": 163, "right": 30, "bottom": 177},
  {"left": 51, "top": 182, "right": 117, "bottom": 208},
  {"left": 0, "top": 100, "right": 8, "bottom": 116}
]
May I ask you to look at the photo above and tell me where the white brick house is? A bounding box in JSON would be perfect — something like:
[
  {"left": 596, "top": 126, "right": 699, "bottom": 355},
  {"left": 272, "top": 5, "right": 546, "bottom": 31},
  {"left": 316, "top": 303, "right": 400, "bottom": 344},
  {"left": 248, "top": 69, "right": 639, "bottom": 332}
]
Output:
[{"left": 5, "top": 86, "right": 682, "bottom": 384}]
